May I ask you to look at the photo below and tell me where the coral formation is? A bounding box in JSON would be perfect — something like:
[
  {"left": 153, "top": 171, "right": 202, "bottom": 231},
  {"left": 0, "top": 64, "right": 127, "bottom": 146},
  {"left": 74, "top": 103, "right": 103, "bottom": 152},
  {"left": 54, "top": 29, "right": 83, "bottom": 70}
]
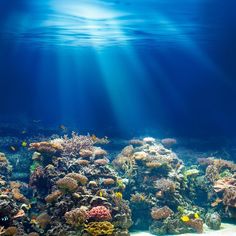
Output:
[
  {"left": 85, "top": 221, "right": 114, "bottom": 235},
  {"left": 64, "top": 207, "right": 88, "bottom": 227},
  {"left": 151, "top": 206, "right": 174, "bottom": 220},
  {"left": 0, "top": 132, "right": 235, "bottom": 235},
  {"left": 88, "top": 206, "right": 112, "bottom": 221}
]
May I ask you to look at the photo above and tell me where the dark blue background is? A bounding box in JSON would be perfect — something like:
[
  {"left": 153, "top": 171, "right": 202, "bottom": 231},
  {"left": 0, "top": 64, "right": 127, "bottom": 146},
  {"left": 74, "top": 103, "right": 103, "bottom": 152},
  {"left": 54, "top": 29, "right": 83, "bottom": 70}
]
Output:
[{"left": 0, "top": 0, "right": 236, "bottom": 138}]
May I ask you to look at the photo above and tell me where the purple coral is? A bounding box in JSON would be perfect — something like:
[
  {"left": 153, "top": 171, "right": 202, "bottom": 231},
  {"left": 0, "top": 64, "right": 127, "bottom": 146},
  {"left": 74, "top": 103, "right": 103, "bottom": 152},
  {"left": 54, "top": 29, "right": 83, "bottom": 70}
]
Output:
[{"left": 62, "top": 132, "right": 94, "bottom": 159}]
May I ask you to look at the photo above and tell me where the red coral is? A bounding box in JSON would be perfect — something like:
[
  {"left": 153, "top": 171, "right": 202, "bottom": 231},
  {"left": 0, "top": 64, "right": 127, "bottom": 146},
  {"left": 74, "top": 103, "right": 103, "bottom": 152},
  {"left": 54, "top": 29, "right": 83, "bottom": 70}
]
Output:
[{"left": 88, "top": 206, "right": 112, "bottom": 221}]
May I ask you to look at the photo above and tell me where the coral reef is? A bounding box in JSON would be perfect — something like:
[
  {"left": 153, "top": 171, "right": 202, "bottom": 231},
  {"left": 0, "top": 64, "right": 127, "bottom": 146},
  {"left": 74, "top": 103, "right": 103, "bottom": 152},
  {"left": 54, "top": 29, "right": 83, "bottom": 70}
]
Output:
[
  {"left": 0, "top": 133, "right": 235, "bottom": 235},
  {"left": 151, "top": 206, "right": 174, "bottom": 220},
  {"left": 85, "top": 221, "right": 114, "bottom": 235},
  {"left": 87, "top": 206, "right": 112, "bottom": 221}
]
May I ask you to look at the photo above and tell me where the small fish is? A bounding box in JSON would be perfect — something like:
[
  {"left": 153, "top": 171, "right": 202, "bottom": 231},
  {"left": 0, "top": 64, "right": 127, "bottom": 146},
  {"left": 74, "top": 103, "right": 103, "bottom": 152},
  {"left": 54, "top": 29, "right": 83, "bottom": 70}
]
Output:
[
  {"left": 99, "top": 191, "right": 103, "bottom": 197},
  {"left": 1, "top": 216, "right": 8, "bottom": 221},
  {"left": 21, "top": 130, "right": 27, "bottom": 134},
  {"left": 91, "top": 134, "right": 97, "bottom": 142},
  {"left": 22, "top": 141, "right": 27, "bottom": 147},
  {"left": 33, "top": 120, "right": 41, "bottom": 123},
  {"left": 181, "top": 215, "right": 190, "bottom": 222},
  {"left": 10, "top": 146, "right": 16, "bottom": 151},
  {"left": 59, "top": 124, "right": 67, "bottom": 132},
  {"left": 211, "top": 198, "right": 222, "bottom": 207}
]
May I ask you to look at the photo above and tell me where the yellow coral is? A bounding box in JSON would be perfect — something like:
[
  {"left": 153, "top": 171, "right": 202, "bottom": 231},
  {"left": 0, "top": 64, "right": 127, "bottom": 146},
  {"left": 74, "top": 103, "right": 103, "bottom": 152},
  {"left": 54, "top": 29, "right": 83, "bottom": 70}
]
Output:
[
  {"left": 85, "top": 221, "right": 114, "bottom": 236},
  {"left": 181, "top": 215, "right": 190, "bottom": 222}
]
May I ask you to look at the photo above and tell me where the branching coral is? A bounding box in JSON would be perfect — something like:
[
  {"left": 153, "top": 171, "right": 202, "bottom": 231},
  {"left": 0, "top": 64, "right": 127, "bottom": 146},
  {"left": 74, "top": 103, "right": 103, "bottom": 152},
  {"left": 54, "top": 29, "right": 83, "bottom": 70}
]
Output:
[
  {"left": 151, "top": 206, "right": 174, "bottom": 220},
  {"left": 62, "top": 132, "right": 94, "bottom": 159},
  {"left": 85, "top": 221, "right": 114, "bottom": 236},
  {"left": 64, "top": 207, "right": 88, "bottom": 227},
  {"left": 88, "top": 206, "right": 112, "bottom": 221}
]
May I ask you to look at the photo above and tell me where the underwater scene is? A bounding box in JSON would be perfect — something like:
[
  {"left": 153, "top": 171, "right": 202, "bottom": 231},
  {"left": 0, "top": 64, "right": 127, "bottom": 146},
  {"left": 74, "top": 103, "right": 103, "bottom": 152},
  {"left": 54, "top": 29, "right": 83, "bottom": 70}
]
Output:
[{"left": 0, "top": 0, "right": 236, "bottom": 235}]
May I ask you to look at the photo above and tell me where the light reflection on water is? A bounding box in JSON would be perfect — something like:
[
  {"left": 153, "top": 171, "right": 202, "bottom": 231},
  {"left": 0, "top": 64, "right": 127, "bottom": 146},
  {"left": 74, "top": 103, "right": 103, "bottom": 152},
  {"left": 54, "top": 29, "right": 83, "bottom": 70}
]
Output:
[{"left": 0, "top": 0, "right": 226, "bottom": 47}]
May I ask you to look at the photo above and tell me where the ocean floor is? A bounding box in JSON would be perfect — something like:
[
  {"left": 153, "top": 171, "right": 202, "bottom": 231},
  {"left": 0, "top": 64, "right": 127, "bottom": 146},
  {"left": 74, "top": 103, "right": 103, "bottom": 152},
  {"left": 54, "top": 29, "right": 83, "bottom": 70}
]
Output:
[{"left": 131, "top": 223, "right": 236, "bottom": 236}]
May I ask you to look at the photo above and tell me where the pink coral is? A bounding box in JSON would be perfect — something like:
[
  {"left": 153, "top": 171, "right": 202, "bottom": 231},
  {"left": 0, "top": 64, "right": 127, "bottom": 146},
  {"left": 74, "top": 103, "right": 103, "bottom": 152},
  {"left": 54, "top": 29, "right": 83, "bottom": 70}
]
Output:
[{"left": 88, "top": 206, "right": 112, "bottom": 221}]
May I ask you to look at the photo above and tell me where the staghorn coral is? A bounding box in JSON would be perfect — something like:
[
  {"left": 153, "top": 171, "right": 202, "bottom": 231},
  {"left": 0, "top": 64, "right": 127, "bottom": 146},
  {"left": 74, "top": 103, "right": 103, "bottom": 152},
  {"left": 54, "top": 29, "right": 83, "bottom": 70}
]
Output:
[
  {"left": 56, "top": 177, "right": 78, "bottom": 192},
  {"left": 62, "top": 132, "right": 94, "bottom": 159},
  {"left": 85, "top": 221, "right": 114, "bottom": 236},
  {"left": 88, "top": 206, "right": 112, "bottom": 221},
  {"left": 151, "top": 206, "right": 174, "bottom": 220},
  {"left": 64, "top": 207, "right": 88, "bottom": 227}
]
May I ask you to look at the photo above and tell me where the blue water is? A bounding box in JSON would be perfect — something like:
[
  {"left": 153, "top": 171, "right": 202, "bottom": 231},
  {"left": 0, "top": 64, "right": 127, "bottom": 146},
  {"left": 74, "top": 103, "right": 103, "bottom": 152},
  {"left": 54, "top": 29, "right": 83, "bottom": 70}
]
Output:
[{"left": 0, "top": 0, "right": 236, "bottom": 138}]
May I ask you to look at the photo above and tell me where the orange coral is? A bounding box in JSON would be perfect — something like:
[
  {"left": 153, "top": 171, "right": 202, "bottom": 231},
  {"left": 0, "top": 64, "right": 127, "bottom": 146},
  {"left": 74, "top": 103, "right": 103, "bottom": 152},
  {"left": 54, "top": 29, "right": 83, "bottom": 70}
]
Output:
[
  {"left": 13, "top": 209, "right": 25, "bottom": 219},
  {"left": 3, "top": 226, "right": 18, "bottom": 236},
  {"left": 76, "top": 160, "right": 90, "bottom": 166},
  {"left": 102, "top": 178, "right": 115, "bottom": 186},
  {"left": 66, "top": 173, "right": 88, "bottom": 185},
  {"left": 45, "top": 190, "right": 62, "bottom": 203},
  {"left": 12, "top": 188, "right": 28, "bottom": 203},
  {"left": 94, "top": 159, "right": 109, "bottom": 165},
  {"left": 29, "top": 139, "right": 63, "bottom": 154},
  {"left": 36, "top": 213, "right": 51, "bottom": 229},
  {"left": 56, "top": 177, "right": 78, "bottom": 192}
]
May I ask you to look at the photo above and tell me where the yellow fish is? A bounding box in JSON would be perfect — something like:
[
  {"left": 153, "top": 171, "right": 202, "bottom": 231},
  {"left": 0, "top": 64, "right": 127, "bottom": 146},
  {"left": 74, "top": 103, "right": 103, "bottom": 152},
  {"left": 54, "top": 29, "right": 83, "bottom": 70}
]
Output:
[
  {"left": 99, "top": 191, "right": 103, "bottom": 197},
  {"left": 22, "top": 141, "right": 27, "bottom": 147},
  {"left": 194, "top": 213, "right": 200, "bottom": 219},
  {"left": 91, "top": 134, "right": 97, "bottom": 142},
  {"left": 181, "top": 215, "right": 190, "bottom": 222}
]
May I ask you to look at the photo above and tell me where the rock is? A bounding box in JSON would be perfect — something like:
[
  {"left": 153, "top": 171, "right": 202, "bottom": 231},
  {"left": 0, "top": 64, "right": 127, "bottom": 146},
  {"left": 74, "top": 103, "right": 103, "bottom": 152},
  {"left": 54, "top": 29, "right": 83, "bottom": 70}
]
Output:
[{"left": 205, "top": 212, "right": 221, "bottom": 230}]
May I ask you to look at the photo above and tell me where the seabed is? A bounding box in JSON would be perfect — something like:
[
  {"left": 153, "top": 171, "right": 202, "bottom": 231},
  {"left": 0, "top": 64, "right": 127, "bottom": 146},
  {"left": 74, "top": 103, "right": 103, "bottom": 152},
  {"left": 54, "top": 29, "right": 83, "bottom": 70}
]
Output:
[{"left": 131, "top": 223, "right": 236, "bottom": 236}]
